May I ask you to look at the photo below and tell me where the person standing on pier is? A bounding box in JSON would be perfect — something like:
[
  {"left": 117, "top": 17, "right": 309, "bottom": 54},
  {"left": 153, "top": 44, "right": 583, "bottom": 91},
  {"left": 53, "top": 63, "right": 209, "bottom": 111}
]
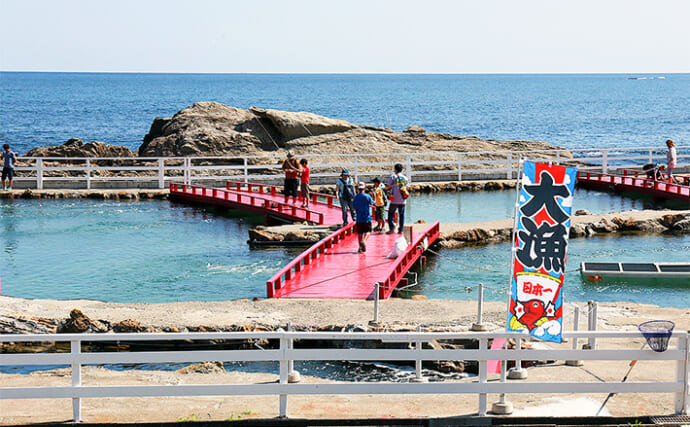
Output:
[
  {"left": 336, "top": 169, "right": 356, "bottom": 225},
  {"left": 371, "top": 177, "right": 387, "bottom": 232},
  {"left": 299, "top": 158, "right": 310, "bottom": 208},
  {"left": 1, "top": 144, "right": 17, "bottom": 191},
  {"left": 387, "top": 163, "right": 408, "bottom": 234},
  {"left": 665, "top": 139, "right": 677, "bottom": 183},
  {"left": 353, "top": 182, "right": 374, "bottom": 253},
  {"left": 282, "top": 151, "right": 301, "bottom": 205}
]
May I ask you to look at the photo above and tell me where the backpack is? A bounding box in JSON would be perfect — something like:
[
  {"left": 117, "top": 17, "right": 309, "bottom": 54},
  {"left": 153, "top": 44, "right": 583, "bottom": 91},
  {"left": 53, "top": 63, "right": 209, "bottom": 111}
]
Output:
[
  {"left": 396, "top": 175, "right": 409, "bottom": 199},
  {"left": 339, "top": 178, "right": 355, "bottom": 201}
]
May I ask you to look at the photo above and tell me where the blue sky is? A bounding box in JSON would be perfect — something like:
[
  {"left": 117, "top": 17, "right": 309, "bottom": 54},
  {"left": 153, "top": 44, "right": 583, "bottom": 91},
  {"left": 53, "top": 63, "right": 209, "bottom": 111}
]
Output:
[{"left": 1, "top": 0, "right": 688, "bottom": 73}]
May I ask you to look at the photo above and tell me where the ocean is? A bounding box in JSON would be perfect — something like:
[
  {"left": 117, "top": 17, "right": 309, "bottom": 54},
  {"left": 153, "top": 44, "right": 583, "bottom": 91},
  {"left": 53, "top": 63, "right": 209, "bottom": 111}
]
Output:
[{"left": 1, "top": 72, "right": 689, "bottom": 154}]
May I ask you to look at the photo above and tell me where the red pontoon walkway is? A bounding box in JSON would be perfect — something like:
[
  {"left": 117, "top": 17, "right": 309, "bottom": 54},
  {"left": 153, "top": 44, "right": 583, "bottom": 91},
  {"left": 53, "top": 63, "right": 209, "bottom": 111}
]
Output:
[
  {"left": 577, "top": 170, "right": 690, "bottom": 203},
  {"left": 170, "top": 181, "right": 343, "bottom": 225},
  {"left": 169, "top": 181, "right": 440, "bottom": 300},
  {"left": 267, "top": 221, "right": 440, "bottom": 299}
]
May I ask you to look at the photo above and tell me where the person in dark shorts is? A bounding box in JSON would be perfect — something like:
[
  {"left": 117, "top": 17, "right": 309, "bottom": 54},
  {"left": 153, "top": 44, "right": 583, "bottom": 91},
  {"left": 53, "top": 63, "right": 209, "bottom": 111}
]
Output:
[
  {"left": 299, "top": 158, "right": 310, "bottom": 208},
  {"left": 352, "top": 182, "right": 374, "bottom": 253},
  {"left": 1, "top": 144, "right": 17, "bottom": 191},
  {"left": 281, "top": 151, "right": 301, "bottom": 204},
  {"left": 371, "top": 177, "right": 386, "bottom": 232}
]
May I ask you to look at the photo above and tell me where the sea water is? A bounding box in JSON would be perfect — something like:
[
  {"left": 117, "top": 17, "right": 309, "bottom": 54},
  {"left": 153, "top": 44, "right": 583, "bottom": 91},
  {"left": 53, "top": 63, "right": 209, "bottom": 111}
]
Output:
[
  {"left": 1, "top": 191, "right": 687, "bottom": 307},
  {"left": 1, "top": 73, "right": 688, "bottom": 154}
]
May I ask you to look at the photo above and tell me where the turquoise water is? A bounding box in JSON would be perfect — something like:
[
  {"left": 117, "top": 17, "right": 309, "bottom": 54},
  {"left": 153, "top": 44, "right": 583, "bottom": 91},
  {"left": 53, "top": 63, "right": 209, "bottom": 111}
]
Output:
[
  {"left": 0, "top": 193, "right": 687, "bottom": 307},
  {"left": 0, "top": 199, "right": 299, "bottom": 302}
]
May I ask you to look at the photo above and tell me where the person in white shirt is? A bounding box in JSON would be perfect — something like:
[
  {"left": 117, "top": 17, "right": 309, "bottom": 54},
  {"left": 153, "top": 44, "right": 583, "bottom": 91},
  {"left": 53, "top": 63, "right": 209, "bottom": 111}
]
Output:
[{"left": 665, "top": 139, "right": 677, "bottom": 183}]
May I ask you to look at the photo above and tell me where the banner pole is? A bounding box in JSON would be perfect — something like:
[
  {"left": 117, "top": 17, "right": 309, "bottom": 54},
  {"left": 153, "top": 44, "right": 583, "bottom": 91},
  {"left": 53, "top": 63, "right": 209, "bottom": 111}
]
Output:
[
  {"left": 506, "top": 156, "right": 524, "bottom": 323},
  {"left": 506, "top": 157, "right": 528, "bottom": 380}
]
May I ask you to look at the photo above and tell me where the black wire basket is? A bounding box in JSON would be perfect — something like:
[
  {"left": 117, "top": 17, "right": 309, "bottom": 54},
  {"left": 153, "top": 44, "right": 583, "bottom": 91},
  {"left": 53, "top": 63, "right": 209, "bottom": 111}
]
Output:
[{"left": 638, "top": 320, "right": 675, "bottom": 352}]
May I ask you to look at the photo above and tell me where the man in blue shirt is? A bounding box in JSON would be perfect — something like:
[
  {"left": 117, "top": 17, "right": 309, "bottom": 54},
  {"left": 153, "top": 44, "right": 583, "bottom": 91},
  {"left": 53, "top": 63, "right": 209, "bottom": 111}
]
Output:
[
  {"left": 335, "top": 169, "right": 356, "bottom": 225},
  {"left": 353, "top": 182, "right": 374, "bottom": 253},
  {"left": 1, "top": 144, "right": 17, "bottom": 191}
]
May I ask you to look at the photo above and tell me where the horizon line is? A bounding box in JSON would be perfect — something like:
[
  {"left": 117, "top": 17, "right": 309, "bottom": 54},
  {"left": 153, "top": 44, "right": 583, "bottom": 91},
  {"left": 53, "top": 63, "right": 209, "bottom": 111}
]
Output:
[{"left": 1, "top": 70, "right": 688, "bottom": 75}]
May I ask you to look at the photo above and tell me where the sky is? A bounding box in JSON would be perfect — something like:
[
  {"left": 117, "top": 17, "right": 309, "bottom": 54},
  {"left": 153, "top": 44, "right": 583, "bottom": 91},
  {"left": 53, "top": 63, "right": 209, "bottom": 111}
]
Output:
[{"left": 0, "top": 0, "right": 688, "bottom": 73}]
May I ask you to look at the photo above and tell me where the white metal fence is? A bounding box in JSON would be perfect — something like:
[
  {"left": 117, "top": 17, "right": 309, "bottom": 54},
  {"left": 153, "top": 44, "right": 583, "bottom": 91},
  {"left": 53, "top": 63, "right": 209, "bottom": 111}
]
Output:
[
  {"left": 11, "top": 146, "right": 688, "bottom": 190},
  {"left": 1, "top": 329, "right": 688, "bottom": 422}
]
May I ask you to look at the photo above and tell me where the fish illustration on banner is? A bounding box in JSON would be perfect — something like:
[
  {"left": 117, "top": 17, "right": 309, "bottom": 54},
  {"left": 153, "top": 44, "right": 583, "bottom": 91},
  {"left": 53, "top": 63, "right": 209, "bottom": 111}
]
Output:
[{"left": 507, "top": 160, "right": 577, "bottom": 343}]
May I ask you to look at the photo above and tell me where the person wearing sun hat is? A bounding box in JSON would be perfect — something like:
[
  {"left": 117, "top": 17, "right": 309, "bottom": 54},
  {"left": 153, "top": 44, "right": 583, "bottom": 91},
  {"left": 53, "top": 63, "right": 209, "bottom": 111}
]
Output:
[
  {"left": 352, "top": 181, "right": 374, "bottom": 253},
  {"left": 281, "top": 151, "right": 301, "bottom": 204},
  {"left": 335, "top": 168, "right": 356, "bottom": 225}
]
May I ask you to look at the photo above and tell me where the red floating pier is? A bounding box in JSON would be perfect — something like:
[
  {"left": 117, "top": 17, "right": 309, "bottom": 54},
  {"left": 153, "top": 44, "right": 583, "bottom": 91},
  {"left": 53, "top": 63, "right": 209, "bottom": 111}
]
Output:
[
  {"left": 577, "top": 170, "right": 690, "bottom": 203},
  {"left": 170, "top": 181, "right": 440, "bottom": 300},
  {"left": 170, "top": 181, "right": 342, "bottom": 225},
  {"left": 266, "top": 221, "right": 440, "bottom": 300}
]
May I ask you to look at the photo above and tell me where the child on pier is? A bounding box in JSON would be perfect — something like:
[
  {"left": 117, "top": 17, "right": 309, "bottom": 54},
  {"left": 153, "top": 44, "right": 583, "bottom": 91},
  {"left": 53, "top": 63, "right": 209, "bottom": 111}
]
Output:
[{"left": 371, "top": 177, "right": 386, "bottom": 232}]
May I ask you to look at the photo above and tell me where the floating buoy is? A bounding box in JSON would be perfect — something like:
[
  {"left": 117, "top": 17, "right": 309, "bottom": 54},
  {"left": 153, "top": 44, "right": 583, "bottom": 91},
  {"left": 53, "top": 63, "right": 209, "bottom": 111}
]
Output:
[{"left": 587, "top": 275, "right": 603, "bottom": 282}]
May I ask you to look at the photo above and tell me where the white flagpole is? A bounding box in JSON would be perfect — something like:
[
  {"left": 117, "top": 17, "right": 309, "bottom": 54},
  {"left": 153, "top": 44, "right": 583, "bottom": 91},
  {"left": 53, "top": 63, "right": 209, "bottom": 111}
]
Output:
[{"left": 506, "top": 157, "right": 525, "bottom": 329}]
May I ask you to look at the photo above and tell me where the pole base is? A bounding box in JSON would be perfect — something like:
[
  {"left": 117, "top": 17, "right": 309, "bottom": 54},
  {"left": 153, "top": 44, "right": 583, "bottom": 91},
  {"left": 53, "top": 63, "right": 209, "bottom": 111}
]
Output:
[
  {"left": 288, "top": 371, "right": 301, "bottom": 383},
  {"left": 491, "top": 400, "right": 514, "bottom": 415},
  {"left": 565, "top": 360, "right": 584, "bottom": 366},
  {"left": 507, "top": 367, "right": 528, "bottom": 379},
  {"left": 410, "top": 377, "right": 428, "bottom": 383},
  {"left": 470, "top": 323, "right": 488, "bottom": 331}
]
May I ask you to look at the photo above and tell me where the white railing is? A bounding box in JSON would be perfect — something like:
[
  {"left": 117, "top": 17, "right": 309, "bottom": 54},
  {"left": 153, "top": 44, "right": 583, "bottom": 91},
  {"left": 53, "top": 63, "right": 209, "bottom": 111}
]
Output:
[
  {"left": 1, "top": 329, "right": 688, "bottom": 422},
  {"left": 10, "top": 146, "right": 689, "bottom": 190}
]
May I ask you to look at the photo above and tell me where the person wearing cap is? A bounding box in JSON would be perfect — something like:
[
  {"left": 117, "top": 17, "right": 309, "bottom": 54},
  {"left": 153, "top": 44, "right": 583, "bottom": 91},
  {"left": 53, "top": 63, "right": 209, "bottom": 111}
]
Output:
[
  {"left": 371, "top": 177, "right": 387, "bottom": 232},
  {"left": 335, "top": 169, "right": 356, "bottom": 225},
  {"left": 352, "top": 182, "right": 374, "bottom": 253},
  {"left": 281, "top": 151, "right": 301, "bottom": 204}
]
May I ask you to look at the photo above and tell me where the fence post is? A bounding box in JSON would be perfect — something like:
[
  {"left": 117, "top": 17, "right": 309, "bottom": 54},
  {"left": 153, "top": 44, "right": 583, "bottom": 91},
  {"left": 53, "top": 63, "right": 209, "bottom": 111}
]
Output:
[
  {"left": 406, "top": 154, "right": 412, "bottom": 182},
  {"left": 185, "top": 158, "right": 191, "bottom": 185},
  {"left": 506, "top": 153, "right": 513, "bottom": 179},
  {"left": 279, "top": 335, "right": 289, "bottom": 418},
  {"left": 243, "top": 157, "right": 248, "bottom": 183},
  {"left": 471, "top": 283, "right": 487, "bottom": 331},
  {"left": 508, "top": 336, "right": 527, "bottom": 379},
  {"left": 478, "top": 337, "right": 488, "bottom": 415},
  {"left": 353, "top": 155, "right": 359, "bottom": 183},
  {"left": 287, "top": 322, "right": 301, "bottom": 383},
  {"left": 457, "top": 153, "right": 463, "bottom": 181},
  {"left": 36, "top": 158, "right": 43, "bottom": 190},
  {"left": 674, "top": 332, "right": 689, "bottom": 414},
  {"left": 602, "top": 149, "right": 609, "bottom": 174},
  {"left": 85, "top": 159, "right": 92, "bottom": 190},
  {"left": 370, "top": 282, "right": 380, "bottom": 325},
  {"left": 71, "top": 340, "right": 82, "bottom": 422},
  {"left": 648, "top": 149, "right": 653, "bottom": 165},
  {"left": 411, "top": 325, "right": 427, "bottom": 383},
  {"left": 587, "top": 300, "right": 598, "bottom": 350},
  {"left": 491, "top": 360, "right": 513, "bottom": 414},
  {"left": 555, "top": 150, "right": 561, "bottom": 165},
  {"left": 157, "top": 158, "right": 164, "bottom": 189},
  {"left": 566, "top": 306, "right": 584, "bottom": 366}
]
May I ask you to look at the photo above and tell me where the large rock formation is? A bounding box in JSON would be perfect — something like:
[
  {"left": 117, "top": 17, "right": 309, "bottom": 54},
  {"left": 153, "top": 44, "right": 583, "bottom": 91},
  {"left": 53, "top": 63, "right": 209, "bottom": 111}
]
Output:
[
  {"left": 138, "top": 102, "right": 568, "bottom": 158},
  {"left": 25, "top": 138, "right": 135, "bottom": 157}
]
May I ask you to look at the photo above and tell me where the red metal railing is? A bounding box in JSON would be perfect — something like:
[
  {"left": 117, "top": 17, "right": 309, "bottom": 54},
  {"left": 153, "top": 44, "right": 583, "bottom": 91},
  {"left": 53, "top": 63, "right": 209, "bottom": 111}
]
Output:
[
  {"left": 377, "top": 221, "right": 441, "bottom": 299},
  {"left": 226, "top": 180, "right": 337, "bottom": 208},
  {"left": 265, "top": 223, "right": 356, "bottom": 297},
  {"left": 577, "top": 171, "right": 690, "bottom": 199},
  {"left": 170, "top": 183, "right": 325, "bottom": 224}
]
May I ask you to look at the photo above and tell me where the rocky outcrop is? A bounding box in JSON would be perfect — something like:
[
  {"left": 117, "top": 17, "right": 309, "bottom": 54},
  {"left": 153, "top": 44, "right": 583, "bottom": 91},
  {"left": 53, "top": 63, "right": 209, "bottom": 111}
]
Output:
[
  {"left": 25, "top": 138, "right": 135, "bottom": 157},
  {"left": 438, "top": 211, "right": 690, "bottom": 248},
  {"left": 138, "top": 102, "right": 570, "bottom": 159}
]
